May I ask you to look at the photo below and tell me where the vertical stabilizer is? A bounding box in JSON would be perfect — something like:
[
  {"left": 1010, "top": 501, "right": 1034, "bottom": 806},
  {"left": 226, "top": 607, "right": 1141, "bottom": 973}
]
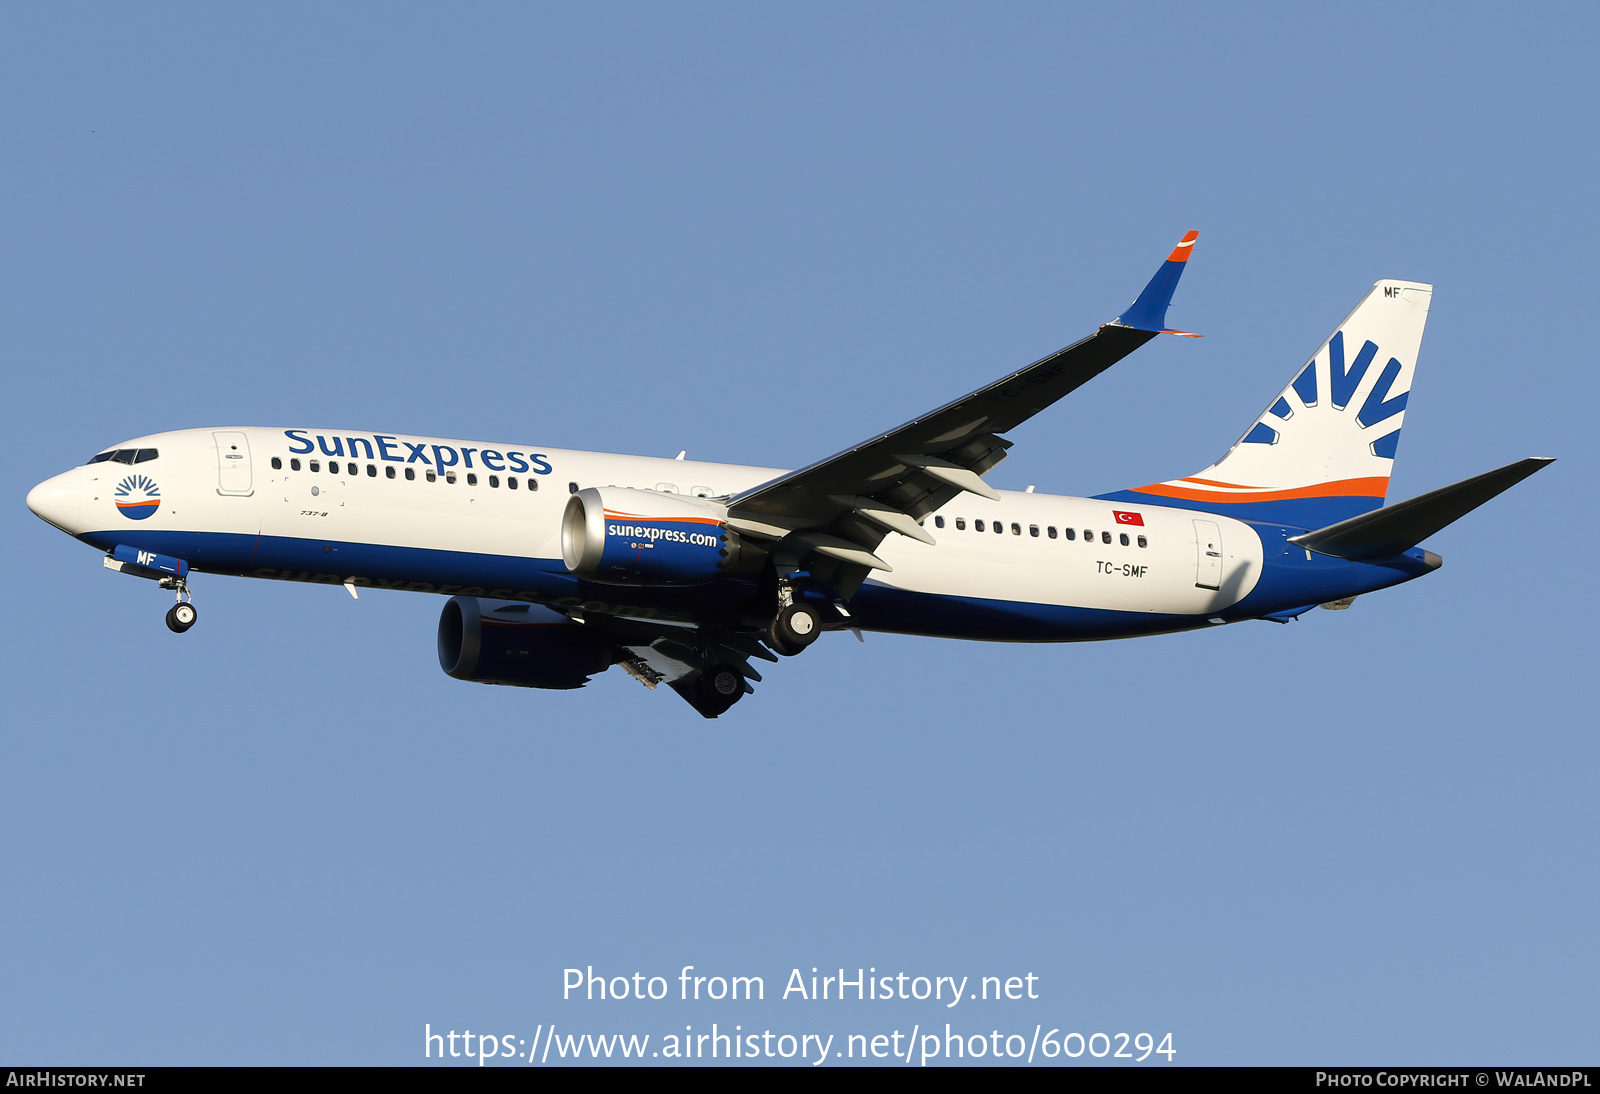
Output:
[{"left": 1099, "top": 280, "right": 1432, "bottom": 527}]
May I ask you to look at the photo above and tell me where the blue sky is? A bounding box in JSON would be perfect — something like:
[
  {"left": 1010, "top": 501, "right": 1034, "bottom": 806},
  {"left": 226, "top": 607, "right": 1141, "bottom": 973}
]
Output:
[{"left": 3, "top": 3, "right": 1595, "bottom": 1065}]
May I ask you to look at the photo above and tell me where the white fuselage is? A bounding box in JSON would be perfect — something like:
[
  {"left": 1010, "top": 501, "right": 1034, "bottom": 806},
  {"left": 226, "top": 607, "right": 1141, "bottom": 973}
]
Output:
[{"left": 30, "top": 426, "right": 1269, "bottom": 639}]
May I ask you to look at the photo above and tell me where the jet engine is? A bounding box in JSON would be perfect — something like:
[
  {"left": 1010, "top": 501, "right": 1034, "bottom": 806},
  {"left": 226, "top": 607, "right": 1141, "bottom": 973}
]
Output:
[
  {"left": 437, "top": 596, "right": 614, "bottom": 689},
  {"left": 562, "top": 487, "right": 743, "bottom": 585}
]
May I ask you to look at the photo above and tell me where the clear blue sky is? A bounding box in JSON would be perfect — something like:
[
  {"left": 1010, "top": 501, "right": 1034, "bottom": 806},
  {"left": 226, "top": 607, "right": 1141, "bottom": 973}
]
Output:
[{"left": 3, "top": 2, "right": 1594, "bottom": 1066}]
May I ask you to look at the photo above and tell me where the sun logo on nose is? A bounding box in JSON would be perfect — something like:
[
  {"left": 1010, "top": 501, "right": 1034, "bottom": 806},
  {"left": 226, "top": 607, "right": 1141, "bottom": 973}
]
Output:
[{"left": 114, "top": 474, "right": 161, "bottom": 520}]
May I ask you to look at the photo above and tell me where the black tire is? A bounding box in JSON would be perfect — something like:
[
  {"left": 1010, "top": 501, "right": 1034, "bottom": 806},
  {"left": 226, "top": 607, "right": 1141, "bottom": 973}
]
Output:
[
  {"left": 695, "top": 663, "right": 746, "bottom": 716},
  {"left": 165, "top": 603, "right": 197, "bottom": 633},
  {"left": 769, "top": 602, "right": 822, "bottom": 656}
]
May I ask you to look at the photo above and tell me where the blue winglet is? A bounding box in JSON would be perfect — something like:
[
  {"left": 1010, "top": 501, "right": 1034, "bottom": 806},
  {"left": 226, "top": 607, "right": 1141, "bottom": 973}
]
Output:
[{"left": 1113, "top": 231, "right": 1202, "bottom": 336}]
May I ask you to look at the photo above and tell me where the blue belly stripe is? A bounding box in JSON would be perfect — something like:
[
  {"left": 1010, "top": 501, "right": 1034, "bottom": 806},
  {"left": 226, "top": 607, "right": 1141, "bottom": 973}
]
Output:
[{"left": 75, "top": 526, "right": 1430, "bottom": 640}]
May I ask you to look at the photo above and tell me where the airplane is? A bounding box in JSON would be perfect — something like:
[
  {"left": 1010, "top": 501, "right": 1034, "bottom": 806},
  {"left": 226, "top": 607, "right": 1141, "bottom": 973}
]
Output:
[{"left": 25, "top": 232, "right": 1553, "bottom": 717}]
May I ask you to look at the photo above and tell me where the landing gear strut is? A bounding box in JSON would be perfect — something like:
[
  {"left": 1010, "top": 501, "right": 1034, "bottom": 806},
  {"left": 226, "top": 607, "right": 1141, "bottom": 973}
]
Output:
[{"left": 161, "top": 576, "right": 197, "bottom": 633}]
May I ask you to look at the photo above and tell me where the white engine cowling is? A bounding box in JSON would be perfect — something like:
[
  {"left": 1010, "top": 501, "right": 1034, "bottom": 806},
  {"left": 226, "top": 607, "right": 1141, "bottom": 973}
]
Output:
[{"left": 562, "top": 487, "right": 742, "bottom": 585}]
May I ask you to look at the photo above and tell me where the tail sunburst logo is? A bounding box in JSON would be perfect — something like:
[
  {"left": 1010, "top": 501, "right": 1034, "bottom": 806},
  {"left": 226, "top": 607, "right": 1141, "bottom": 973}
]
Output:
[{"left": 114, "top": 474, "right": 161, "bottom": 520}]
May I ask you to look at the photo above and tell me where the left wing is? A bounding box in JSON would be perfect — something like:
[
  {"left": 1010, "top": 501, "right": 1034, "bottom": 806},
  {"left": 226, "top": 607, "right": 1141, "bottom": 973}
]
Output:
[{"left": 724, "top": 231, "right": 1201, "bottom": 595}]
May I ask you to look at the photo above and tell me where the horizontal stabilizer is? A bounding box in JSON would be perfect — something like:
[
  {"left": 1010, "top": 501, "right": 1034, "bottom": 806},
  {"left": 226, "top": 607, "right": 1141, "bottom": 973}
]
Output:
[{"left": 1288, "top": 457, "right": 1553, "bottom": 560}]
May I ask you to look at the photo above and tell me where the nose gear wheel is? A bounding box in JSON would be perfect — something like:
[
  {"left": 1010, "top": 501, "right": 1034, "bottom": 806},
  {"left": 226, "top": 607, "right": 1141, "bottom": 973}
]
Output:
[{"left": 165, "top": 602, "right": 197, "bottom": 633}]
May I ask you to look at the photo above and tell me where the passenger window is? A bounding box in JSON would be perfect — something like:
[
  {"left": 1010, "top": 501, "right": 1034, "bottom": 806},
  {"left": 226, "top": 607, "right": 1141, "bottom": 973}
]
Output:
[
  {"left": 489, "top": 475, "right": 500, "bottom": 488},
  {"left": 446, "top": 471, "right": 458, "bottom": 484},
  {"left": 290, "top": 458, "right": 302, "bottom": 471},
  {"left": 466, "top": 473, "right": 477, "bottom": 486},
  {"left": 135, "top": 449, "right": 159, "bottom": 463},
  {"left": 1137, "top": 535, "right": 1148, "bottom": 548},
  {"left": 1047, "top": 526, "right": 1057, "bottom": 539},
  {"left": 329, "top": 461, "right": 340, "bottom": 474},
  {"left": 425, "top": 470, "right": 436, "bottom": 482},
  {"left": 1012, "top": 522, "right": 1021, "bottom": 535},
  {"left": 569, "top": 482, "right": 579, "bottom": 494},
  {"left": 271, "top": 457, "right": 282, "bottom": 469},
  {"left": 1029, "top": 525, "right": 1039, "bottom": 537},
  {"left": 1101, "top": 531, "right": 1112, "bottom": 544},
  {"left": 955, "top": 518, "right": 966, "bottom": 530},
  {"left": 367, "top": 464, "right": 377, "bottom": 477},
  {"left": 974, "top": 519, "right": 985, "bottom": 532},
  {"left": 1064, "top": 527, "right": 1075, "bottom": 541},
  {"left": 310, "top": 460, "right": 321, "bottom": 473},
  {"left": 507, "top": 477, "right": 518, "bottom": 490},
  {"left": 528, "top": 479, "right": 538, "bottom": 491},
  {"left": 405, "top": 467, "right": 415, "bottom": 481},
  {"left": 995, "top": 521, "right": 1003, "bottom": 534},
  {"left": 1083, "top": 529, "right": 1092, "bottom": 541},
  {"left": 1120, "top": 533, "right": 1130, "bottom": 546},
  {"left": 386, "top": 466, "right": 396, "bottom": 479},
  {"left": 934, "top": 516, "right": 945, "bottom": 529}
]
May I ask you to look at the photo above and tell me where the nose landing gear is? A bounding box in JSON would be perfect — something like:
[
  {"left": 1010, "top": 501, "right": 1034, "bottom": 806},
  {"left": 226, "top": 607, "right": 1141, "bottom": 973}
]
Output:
[
  {"left": 165, "top": 601, "right": 198, "bottom": 633},
  {"left": 160, "top": 576, "right": 197, "bottom": 633},
  {"left": 103, "top": 547, "right": 199, "bottom": 634}
]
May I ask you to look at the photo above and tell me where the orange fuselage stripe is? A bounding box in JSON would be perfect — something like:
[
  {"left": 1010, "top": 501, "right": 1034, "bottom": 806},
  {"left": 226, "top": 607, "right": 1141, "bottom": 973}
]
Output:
[
  {"left": 603, "top": 509, "right": 724, "bottom": 526},
  {"left": 1131, "top": 477, "right": 1389, "bottom": 504}
]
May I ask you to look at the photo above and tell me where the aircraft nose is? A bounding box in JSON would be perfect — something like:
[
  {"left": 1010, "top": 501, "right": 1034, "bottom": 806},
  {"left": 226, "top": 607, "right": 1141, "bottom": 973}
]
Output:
[{"left": 26, "top": 472, "right": 82, "bottom": 534}]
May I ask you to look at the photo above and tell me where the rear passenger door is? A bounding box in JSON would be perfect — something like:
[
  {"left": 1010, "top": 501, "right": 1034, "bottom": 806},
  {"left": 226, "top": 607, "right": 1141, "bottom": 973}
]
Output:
[{"left": 1193, "top": 519, "right": 1222, "bottom": 590}]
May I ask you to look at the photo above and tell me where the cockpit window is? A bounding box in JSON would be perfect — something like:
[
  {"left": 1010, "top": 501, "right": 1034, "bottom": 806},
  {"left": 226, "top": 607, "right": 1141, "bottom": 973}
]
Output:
[
  {"left": 134, "top": 449, "right": 159, "bottom": 463},
  {"left": 112, "top": 449, "right": 137, "bottom": 464},
  {"left": 88, "top": 451, "right": 116, "bottom": 464}
]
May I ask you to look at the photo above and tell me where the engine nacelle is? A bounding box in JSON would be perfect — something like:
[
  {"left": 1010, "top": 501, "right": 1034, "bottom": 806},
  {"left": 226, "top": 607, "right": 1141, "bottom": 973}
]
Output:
[
  {"left": 562, "top": 486, "right": 742, "bottom": 585},
  {"left": 437, "top": 596, "right": 614, "bottom": 690}
]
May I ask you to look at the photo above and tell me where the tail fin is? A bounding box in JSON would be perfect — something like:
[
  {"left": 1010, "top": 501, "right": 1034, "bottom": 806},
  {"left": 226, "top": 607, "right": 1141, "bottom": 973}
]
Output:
[{"left": 1099, "top": 280, "right": 1433, "bottom": 527}]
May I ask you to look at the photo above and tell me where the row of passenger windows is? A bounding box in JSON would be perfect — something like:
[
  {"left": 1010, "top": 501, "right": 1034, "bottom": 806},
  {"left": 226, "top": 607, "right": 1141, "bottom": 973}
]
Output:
[
  {"left": 932, "top": 514, "right": 1148, "bottom": 548},
  {"left": 270, "top": 456, "right": 542, "bottom": 491},
  {"left": 88, "top": 448, "right": 158, "bottom": 465}
]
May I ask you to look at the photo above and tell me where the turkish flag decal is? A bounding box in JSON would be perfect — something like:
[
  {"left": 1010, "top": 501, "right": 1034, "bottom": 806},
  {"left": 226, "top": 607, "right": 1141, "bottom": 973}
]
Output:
[{"left": 1113, "top": 510, "right": 1145, "bottom": 526}]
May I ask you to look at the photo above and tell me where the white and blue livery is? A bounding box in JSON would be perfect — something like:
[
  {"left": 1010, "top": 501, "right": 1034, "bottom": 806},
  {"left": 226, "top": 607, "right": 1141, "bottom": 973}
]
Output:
[{"left": 25, "top": 233, "right": 1552, "bottom": 716}]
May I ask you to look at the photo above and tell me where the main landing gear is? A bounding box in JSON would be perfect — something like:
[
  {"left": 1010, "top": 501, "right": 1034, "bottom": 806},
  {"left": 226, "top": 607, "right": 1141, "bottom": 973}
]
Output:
[
  {"left": 768, "top": 602, "right": 821, "bottom": 656},
  {"left": 766, "top": 574, "right": 824, "bottom": 657},
  {"left": 668, "top": 662, "right": 752, "bottom": 719},
  {"left": 162, "top": 577, "right": 197, "bottom": 633},
  {"left": 697, "top": 663, "right": 746, "bottom": 716}
]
